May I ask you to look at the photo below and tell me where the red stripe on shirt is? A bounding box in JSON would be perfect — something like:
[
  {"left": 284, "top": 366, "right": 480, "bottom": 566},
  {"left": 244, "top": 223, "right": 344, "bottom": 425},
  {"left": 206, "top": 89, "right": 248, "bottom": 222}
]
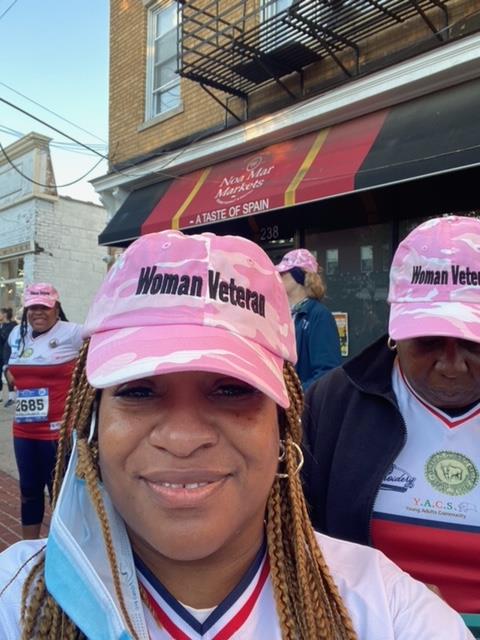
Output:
[
  {"left": 372, "top": 516, "right": 480, "bottom": 612},
  {"left": 140, "top": 556, "right": 270, "bottom": 640},
  {"left": 213, "top": 558, "right": 270, "bottom": 640},
  {"left": 141, "top": 584, "right": 191, "bottom": 640}
]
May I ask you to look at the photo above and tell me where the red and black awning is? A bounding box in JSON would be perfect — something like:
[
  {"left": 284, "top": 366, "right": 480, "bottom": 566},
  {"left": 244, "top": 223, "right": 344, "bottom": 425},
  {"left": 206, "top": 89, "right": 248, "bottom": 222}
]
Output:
[{"left": 99, "top": 78, "right": 480, "bottom": 246}]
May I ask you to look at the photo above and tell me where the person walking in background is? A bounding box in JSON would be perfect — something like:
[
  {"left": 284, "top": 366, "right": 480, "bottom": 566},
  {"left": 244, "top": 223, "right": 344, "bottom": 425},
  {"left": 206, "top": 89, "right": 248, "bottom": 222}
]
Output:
[
  {"left": 0, "top": 230, "right": 473, "bottom": 639},
  {"left": 276, "top": 248, "right": 341, "bottom": 390},
  {"left": 0, "top": 308, "right": 17, "bottom": 406},
  {"left": 301, "top": 216, "right": 480, "bottom": 616},
  {"left": 6, "top": 283, "right": 83, "bottom": 539}
]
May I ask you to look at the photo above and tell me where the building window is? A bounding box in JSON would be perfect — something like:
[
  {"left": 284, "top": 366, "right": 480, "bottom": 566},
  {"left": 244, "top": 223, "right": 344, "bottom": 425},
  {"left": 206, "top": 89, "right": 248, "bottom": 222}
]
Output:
[
  {"left": 0, "top": 257, "right": 24, "bottom": 312},
  {"left": 262, "top": 0, "right": 292, "bottom": 20},
  {"left": 146, "top": 2, "right": 180, "bottom": 120},
  {"left": 360, "top": 245, "right": 373, "bottom": 273},
  {"left": 326, "top": 248, "right": 339, "bottom": 275},
  {"left": 261, "top": 0, "right": 293, "bottom": 49}
]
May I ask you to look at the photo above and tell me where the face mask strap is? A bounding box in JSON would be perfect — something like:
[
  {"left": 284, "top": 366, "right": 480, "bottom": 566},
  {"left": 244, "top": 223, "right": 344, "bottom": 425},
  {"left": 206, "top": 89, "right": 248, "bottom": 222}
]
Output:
[{"left": 87, "top": 401, "right": 98, "bottom": 444}]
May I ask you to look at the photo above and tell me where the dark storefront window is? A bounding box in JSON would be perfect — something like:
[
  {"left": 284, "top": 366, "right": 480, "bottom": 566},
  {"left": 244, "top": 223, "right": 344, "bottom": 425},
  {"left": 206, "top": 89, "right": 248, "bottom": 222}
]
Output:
[{"left": 306, "top": 223, "right": 392, "bottom": 359}]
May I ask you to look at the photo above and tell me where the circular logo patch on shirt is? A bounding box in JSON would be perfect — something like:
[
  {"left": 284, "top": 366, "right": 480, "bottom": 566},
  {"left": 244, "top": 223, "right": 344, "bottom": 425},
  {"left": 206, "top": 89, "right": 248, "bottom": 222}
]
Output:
[{"left": 425, "top": 451, "right": 478, "bottom": 496}]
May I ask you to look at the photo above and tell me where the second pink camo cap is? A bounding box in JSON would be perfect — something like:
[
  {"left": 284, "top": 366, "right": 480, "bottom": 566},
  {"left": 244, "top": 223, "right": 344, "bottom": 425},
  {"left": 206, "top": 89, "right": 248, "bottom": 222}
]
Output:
[{"left": 388, "top": 215, "right": 480, "bottom": 343}]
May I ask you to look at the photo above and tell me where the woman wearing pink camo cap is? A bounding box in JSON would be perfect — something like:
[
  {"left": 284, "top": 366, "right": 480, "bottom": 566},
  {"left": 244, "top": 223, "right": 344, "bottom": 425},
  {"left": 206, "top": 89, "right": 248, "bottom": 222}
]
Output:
[
  {"left": 0, "top": 231, "right": 473, "bottom": 639},
  {"left": 302, "top": 215, "right": 480, "bottom": 625},
  {"left": 276, "top": 248, "right": 341, "bottom": 390},
  {"left": 4, "top": 283, "right": 83, "bottom": 540}
]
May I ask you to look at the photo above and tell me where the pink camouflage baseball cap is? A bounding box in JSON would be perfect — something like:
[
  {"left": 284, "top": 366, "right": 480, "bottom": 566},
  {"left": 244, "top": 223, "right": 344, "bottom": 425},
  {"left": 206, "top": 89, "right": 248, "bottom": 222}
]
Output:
[
  {"left": 275, "top": 248, "right": 318, "bottom": 274},
  {"left": 24, "top": 283, "right": 60, "bottom": 309},
  {"left": 388, "top": 215, "right": 480, "bottom": 343},
  {"left": 83, "top": 230, "right": 297, "bottom": 407}
]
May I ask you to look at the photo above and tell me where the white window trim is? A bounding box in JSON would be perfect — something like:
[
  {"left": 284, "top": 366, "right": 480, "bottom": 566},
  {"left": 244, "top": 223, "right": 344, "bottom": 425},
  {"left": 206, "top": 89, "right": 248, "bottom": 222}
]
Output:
[
  {"left": 138, "top": 103, "right": 184, "bottom": 132},
  {"left": 145, "top": 1, "right": 181, "bottom": 123}
]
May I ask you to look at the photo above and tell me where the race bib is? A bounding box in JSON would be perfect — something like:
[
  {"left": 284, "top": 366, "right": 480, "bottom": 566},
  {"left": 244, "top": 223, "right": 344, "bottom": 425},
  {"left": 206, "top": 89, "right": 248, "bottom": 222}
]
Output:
[{"left": 15, "top": 388, "right": 49, "bottom": 423}]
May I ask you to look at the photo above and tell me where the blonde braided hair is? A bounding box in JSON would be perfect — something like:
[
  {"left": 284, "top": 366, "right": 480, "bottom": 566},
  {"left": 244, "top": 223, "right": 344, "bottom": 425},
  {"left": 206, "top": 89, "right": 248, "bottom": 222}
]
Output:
[
  {"left": 18, "top": 345, "right": 357, "bottom": 639},
  {"left": 267, "top": 363, "right": 357, "bottom": 639}
]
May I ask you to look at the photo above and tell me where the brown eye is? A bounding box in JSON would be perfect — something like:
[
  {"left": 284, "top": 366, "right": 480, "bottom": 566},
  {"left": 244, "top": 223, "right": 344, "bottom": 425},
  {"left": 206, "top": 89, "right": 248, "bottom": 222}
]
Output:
[
  {"left": 461, "top": 340, "right": 480, "bottom": 355},
  {"left": 416, "top": 337, "right": 441, "bottom": 350},
  {"left": 114, "top": 385, "right": 153, "bottom": 398},
  {"left": 212, "top": 382, "right": 258, "bottom": 398}
]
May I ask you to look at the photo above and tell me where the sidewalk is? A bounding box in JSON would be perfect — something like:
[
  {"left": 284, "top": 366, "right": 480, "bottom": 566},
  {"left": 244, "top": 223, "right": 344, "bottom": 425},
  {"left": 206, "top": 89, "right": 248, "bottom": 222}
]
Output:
[{"left": 0, "top": 400, "right": 50, "bottom": 551}]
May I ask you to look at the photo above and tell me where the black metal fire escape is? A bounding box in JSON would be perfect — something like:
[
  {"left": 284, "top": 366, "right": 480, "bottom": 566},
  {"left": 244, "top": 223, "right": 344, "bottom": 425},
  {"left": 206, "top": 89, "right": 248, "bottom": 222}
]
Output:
[{"left": 177, "top": 0, "right": 450, "bottom": 120}]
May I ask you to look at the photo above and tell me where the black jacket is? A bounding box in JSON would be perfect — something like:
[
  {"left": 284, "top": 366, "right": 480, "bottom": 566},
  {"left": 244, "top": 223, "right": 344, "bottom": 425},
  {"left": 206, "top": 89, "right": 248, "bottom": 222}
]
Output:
[
  {"left": 0, "top": 321, "right": 16, "bottom": 367},
  {"left": 301, "top": 335, "right": 407, "bottom": 544}
]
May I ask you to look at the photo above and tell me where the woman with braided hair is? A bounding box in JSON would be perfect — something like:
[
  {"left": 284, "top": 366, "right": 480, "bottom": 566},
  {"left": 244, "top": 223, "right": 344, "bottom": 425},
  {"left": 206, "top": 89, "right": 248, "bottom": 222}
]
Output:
[
  {"left": 0, "top": 231, "right": 472, "bottom": 640},
  {"left": 5, "top": 284, "right": 83, "bottom": 540}
]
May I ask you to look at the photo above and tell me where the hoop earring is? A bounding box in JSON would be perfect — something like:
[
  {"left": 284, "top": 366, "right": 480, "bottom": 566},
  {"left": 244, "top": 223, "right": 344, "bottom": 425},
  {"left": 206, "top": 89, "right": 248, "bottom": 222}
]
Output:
[
  {"left": 276, "top": 441, "right": 304, "bottom": 479},
  {"left": 387, "top": 337, "right": 397, "bottom": 351}
]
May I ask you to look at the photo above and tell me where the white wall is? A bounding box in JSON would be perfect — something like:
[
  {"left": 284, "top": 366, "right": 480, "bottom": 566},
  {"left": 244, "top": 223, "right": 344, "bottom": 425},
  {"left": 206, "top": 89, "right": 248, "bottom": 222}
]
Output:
[
  {"left": 0, "top": 199, "right": 36, "bottom": 248},
  {"left": 34, "top": 197, "right": 108, "bottom": 323},
  {"left": 0, "top": 134, "right": 109, "bottom": 324}
]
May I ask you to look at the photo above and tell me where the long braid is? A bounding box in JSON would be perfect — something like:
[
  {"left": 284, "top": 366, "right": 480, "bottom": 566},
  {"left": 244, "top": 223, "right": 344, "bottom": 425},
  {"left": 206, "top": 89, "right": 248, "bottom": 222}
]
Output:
[
  {"left": 266, "top": 481, "right": 297, "bottom": 639},
  {"left": 57, "top": 303, "right": 68, "bottom": 322},
  {"left": 266, "top": 363, "right": 358, "bottom": 640},
  {"left": 18, "top": 309, "right": 28, "bottom": 357},
  {"left": 76, "top": 437, "right": 138, "bottom": 638},
  {"left": 20, "top": 343, "right": 138, "bottom": 639},
  {"left": 50, "top": 341, "right": 91, "bottom": 506}
]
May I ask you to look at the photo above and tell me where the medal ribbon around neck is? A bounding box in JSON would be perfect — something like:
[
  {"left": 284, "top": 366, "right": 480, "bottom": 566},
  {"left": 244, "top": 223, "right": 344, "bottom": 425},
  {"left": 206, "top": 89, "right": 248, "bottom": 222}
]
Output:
[{"left": 138, "top": 556, "right": 270, "bottom": 640}]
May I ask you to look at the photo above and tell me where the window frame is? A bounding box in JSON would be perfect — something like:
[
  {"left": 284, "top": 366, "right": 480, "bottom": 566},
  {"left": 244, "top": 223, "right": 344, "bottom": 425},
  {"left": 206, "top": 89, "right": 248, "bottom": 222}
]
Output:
[
  {"left": 145, "top": 0, "right": 181, "bottom": 122},
  {"left": 260, "top": 0, "right": 293, "bottom": 51},
  {"left": 326, "top": 248, "right": 339, "bottom": 276},
  {"left": 360, "top": 244, "right": 374, "bottom": 274}
]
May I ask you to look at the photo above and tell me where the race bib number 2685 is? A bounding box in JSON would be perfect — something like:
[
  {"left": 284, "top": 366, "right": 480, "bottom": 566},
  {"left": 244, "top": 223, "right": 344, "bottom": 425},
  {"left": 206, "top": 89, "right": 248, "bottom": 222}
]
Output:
[{"left": 15, "top": 388, "right": 49, "bottom": 423}]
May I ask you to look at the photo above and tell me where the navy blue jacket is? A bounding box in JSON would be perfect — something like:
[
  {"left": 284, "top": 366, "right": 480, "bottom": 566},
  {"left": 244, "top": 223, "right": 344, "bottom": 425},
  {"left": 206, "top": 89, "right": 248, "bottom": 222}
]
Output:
[
  {"left": 293, "top": 298, "right": 341, "bottom": 391},
  {"left": 301, "top": 335, "right": 406, "bottom": 544}
]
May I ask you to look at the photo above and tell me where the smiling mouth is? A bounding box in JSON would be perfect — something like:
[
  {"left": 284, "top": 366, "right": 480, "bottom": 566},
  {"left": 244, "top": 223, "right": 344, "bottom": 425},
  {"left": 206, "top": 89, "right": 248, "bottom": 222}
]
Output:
[
  {"left": 143, "top": 476, "right": 228, "bottom": 507},
  {"left": 158, "top": 481, "right": 213, "bottom": 490}
]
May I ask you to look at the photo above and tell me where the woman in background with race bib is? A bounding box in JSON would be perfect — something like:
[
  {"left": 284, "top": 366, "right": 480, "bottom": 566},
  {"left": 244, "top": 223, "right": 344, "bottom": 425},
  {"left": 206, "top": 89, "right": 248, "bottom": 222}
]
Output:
[{"left": 6, "top": 283, "right": 83, "bottom": 539}]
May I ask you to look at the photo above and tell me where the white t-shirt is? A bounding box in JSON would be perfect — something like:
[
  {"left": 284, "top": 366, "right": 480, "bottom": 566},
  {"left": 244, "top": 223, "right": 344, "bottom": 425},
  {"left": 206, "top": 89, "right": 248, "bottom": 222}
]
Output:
[
  {"left": 372, "top": 362, "right": 480, "bottom": 611},
  {"left": 8, "top": 320, "right": 83, "bottom": 366},
  {"left": 0, "top": 533, "right": 473, "bottom": 640}
]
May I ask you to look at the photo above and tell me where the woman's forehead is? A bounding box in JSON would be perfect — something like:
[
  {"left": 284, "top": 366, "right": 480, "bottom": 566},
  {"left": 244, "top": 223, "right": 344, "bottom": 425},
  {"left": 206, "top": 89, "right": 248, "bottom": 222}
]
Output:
[{"left": 27, "top": 304, "right": 54, "bottom": 311}]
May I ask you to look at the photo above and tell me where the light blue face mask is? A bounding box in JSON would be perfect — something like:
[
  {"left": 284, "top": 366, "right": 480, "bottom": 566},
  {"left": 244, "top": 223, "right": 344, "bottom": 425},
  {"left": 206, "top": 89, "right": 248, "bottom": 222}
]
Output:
[{"left": 45, "top": 412, "right": 150, "bottom": 640}]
